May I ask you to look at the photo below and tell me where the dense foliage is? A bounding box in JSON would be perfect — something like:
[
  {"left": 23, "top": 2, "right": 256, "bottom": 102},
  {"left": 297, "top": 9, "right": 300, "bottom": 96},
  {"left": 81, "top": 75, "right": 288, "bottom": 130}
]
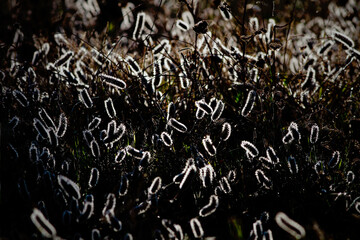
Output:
[{"left": 1, "top": 0, "right": 360, "bottom": 239}]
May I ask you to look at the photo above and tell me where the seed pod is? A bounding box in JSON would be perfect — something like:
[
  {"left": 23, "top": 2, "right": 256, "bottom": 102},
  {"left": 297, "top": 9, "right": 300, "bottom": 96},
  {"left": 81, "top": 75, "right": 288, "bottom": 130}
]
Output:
[
  {"left": 199, "top": 195, "right": 219, "bottom": 217},
  {"left": 266, "top": 146, "right": 279, "bottom": 164},
  {"left": 79, "top": 89, "right": 93, "bottom": 108},
  {"left": 275, "top": 212, "right": 306, "bottom": 239},
  {"left": 57, "top": 113, "right": 68, "bottom": 137},
  {"left": 118, "top": 175, "right": 129, "bottom": 196},
  {"left": 328, "top": 151, "right": 340, "bottom": 168},
  {"left": 33, "top": 118, "right": 49, "bottom": 140},
  {"left": 89, "top": 168, "right": 99, "bottom": 188},
  {"left": 219, "top": 176, "right": 231, "bottom": 193},
  {"left": 161, "top": 131, "right": 173, "bottom": 146},
  {"left": 148, "top": 176, "right": 162, "bottom": 195},
  {"left": 13, "top": 90, "right": 29, "bottom": 107},
  {"left": 287, "top": 156, "right": 298, "bottom": 174},
  {"left": 31, "top": 208, "right": 57, "bottom": 238},
  {"left": 211, "top": 100, "right": 225, "bottom": 121},
  {"left": 102, "top": 193, "right": 116, "bottom": 216},
  {"left": 58, "top": 175, "right": 81, "bottom": 199},
  {"left": 202, "top": 135, "right": 216, "bottom": 156},
  {"left": 190, "top": 218, "right": 204, "bottom": 238},
  {"left": 310, "top": 124, "right": 319, "bottom": 144},
  {"left": 255, "top": 169, "right": 272, "bottom": 189},
  {"left": 104, "top": 97, "right": 116, "bottom": 118},
  {"left": 115, "top": 149, "right": 126, "bottom": 164},
  {"left": 133, "top": 12, "right": 145, "bottom": 40},
  {"left": 90, "top": 139, "right": 101, "bottom": 158},
  {"left": 241, "top": 140, "right": 259, "bottom": 158},
  {"left": 241, "top": 90, "right": 256, "bottom": 117},
  {"left": 88, "top": 117, "right": 101, "bottom": 131},
  {"left": 100, "top": 73, "right": 126, "bottom": 89},
  {"left": 221, "top": 122, "right": 231, "bottom": 141},
  {"left": 168, "top": 118, "right": 187, "bottom": 133},
  {"left": 332, "top": 30, "right": 354, "bottom": 48}
]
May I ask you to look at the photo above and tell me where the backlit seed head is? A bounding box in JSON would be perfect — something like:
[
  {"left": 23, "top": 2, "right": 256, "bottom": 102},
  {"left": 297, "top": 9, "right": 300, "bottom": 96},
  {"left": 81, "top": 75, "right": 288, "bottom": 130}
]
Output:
[
  {"left": 88, "top": 117, "right": 101, "bottom": 131},
  {"left": 57, "top": 175, "right": 81, "bottom": 199},
  {"left": 90, "top": 139, "right": 101, "bottom": 158},
  {"left": 13, "top": 89, "right": 29, "bottom": 107},
  {"left": 115, "top": 149, "right": 126, "bottom": 164},
  {"left": 282, "top": 131, "right": 294, "bottom": 144},
  {"left": 31, "top": 208, "right": 57, "bottom": 238},
  {"left": 190, "top": 218, "right": 204, "bottom": 238},
  {"left": 211, "top": 100, "right": 225, "bottom": 121},
  {"left": 310, "top": 124, "right": 319, "bottom": 144},
  {"left": 255, "top": 169, "right": 272, "bottom": 189},
  {"left": 195, "top": 99, "right": 213, "bottom": 115},
  {"left": 148, "top": 176, "right": 162, "bottom": 195},
  {"left": 57, "top": 113, "right": 68, "bottom": 137},
  {"left": 104, "top": 97, "right": 116, "bottom": 118},
  {"left": 168, "top": 118, "right": 187, "bottom": 133},
  {"left": 199, "top": 195, "right": 219, "bottom": 217},
  {"left": 266, "top": 146, "right": 279, "bottom": 164},
  {"left": 88, "top": 168, "right": 99, "bottom": 188},
  {"left": 275, "top": 212, "right": 306, "bottom": 239},
  {"left": 161, "top": 131, "right": 173, "bottom": 146},
  {"left": 79, "top": 88, "right": 93, "bottom": 108},
  {"left": 202, "top": 135, "right": 216, "bottom": 156},
  {"left": 176, "top": 20, "right": 189, "bottom": 31},
  {"left": 328, "top": 151, "right": 340, "bottom": 168},
  {"left": 241, "top": 90, "right": 256, "bottom": 117},
  {"left": 221, "top": 122, "right": 231, "bottom": 141},
  {"left": 287, "top": 156, "right": 298, "bottom": 174},
  {"left": 241, "top": 140, "right": 259, "bottom": 158}
]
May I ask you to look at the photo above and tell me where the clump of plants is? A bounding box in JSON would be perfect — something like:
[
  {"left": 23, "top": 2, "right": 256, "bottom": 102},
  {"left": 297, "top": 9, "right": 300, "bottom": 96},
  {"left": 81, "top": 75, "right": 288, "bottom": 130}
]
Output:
[{"left": 1, "top": 0, "right": 360, "bottom": 239}]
